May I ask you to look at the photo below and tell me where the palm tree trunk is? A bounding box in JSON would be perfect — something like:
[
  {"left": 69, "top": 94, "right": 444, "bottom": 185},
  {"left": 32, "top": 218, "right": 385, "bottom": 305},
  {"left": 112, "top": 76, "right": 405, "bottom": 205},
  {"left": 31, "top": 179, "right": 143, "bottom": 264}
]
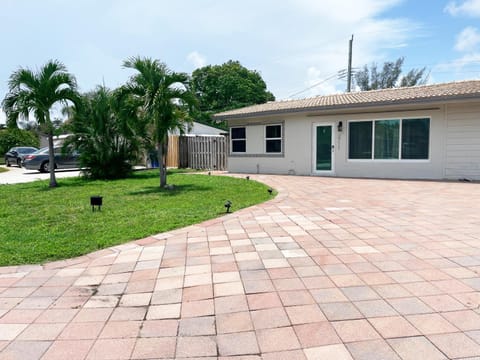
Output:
[
  {"left": 158, "top": 142, "right": 166, "bottom": 187},
  {"left": 47, "top": 130, "right": 57, "bottom": 188}
]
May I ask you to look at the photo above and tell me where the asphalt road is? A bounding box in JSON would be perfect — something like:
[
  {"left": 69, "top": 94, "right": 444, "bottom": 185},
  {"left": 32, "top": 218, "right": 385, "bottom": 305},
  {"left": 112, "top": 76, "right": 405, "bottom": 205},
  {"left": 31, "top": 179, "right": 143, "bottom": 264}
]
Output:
[{"left": 0, "top": 165, "right": 82, "bottom": 185}]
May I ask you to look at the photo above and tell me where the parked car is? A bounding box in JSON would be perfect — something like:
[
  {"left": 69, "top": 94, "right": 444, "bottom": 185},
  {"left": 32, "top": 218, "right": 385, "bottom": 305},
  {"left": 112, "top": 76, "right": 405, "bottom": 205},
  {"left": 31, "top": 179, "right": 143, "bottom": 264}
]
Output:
[
  {"left": 23, "top": 147, "right": 80, "bottom": 172},
  {"left": 4, "top": 146, "right": 38, "bottom": 167}
]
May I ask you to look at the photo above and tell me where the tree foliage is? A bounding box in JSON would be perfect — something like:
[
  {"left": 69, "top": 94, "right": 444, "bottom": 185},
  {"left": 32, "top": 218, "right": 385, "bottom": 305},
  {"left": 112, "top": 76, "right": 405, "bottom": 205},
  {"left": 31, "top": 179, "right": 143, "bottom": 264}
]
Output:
[
  {"left": 1, "top": 60, "right": 78, "bottom": 187},
  {"left": 123, "top": 56, "right": 197, "bottom": 187},
  {"left": 0, "top": 128, "right": 39, "bottom": 159},
  {"left": 192, "top": 60, "right": 275, "bottom": 120},
  {"left": 67, "top": 86, "right": 142, "bottom": 179},
  {"left": 355, "top": 57, "right": 428, "bottom": 91}
]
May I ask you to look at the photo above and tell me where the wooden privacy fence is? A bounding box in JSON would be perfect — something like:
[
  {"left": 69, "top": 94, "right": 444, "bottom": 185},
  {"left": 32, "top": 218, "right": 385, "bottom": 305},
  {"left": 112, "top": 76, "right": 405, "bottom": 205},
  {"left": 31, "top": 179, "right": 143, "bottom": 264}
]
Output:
[{"left": 166, "top": 135, "right": 228, "bottom": 170}]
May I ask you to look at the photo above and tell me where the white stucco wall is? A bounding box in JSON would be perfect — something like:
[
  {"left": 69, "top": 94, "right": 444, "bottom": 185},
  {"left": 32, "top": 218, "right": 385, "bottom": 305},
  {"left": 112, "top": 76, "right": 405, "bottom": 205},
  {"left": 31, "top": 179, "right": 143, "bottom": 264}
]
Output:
[
  {"left": 227, "top": 101, "right": 480, "bottom": 180},
  {"left": 445, "top": 103, "right": 480, "bottom": 180}
]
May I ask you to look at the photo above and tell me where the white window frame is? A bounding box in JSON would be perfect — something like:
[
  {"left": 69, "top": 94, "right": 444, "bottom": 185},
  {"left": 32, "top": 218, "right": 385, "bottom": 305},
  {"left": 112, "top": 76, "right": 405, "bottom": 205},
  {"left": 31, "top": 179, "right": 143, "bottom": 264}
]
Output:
[{"left": 264, "top": 124, "right": 282, "bottom": 154}]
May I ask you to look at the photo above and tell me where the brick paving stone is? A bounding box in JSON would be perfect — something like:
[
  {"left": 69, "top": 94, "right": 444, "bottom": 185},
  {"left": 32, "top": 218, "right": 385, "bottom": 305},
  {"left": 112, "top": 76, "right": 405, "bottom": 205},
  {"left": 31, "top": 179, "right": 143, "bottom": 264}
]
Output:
[
  {"left": 217, "top": 311, "right": 253, "bottom": 333},
  {"left": 217, "top": 331, "right": 260, "bottom": 356},
  {"left": 332, "top": 319, "right": 381, "bottom": 342},
  {"left": 176, "top": 336, "right": 217, "bottom": 357},
  {"left": 354, "top": 299, "right": 398, "bottom": 317},
  {"left": 140, "top": 319, "right": 179, "bottom": 337},
  {"left": 42, "top": 339, "right": 94, "bottom": 360},
  {"left": 179, "top": 316, "right": 215, "bottom": 336},
  {"left": 215, "top": 294, "right": 249, "bottom": 314},
  {"left": 303, "top": 344, "right": 353, "bottom": 360},
  {"left": 247, "top": 292, "right": 283, "bottom": 309},
  {"left": 146, "top": 303, "right": 181, "bottom": 319},
  {"left": 428, "top": 332, "right": 480, "bottom": 358},
  {"left": 318, "top": 302, "right": 363, "bottom": 321},
  {"left": 0, "top": 323, "right": 28, "bottom": 340},
  {"left": 87, "top": 338, "right": 136, "bottom": 359},
  {"left": 0, "top": 340, "right": 51, "bottom": 360},
  {"left": 346, "top": 339, "right": 401, "bottom": 360},
  {"left": 251, "top": 307, "right": 291, "bottom": 329},
  {"left": 59, "top": 322, "right": 105, "bottom": 340},
  {"left": 181, "top": 299, "right": 214, "bottom": 318},
  {"left": 294, "top": 321, "right": 341, "bottom": 347},
  {"left": 278, "top": 290, "right": 315, "bottom": 306},
  {"left": 368, "top": 316, "right": 420, "bottom": 338},
  {"left": 406, "top": 313, "right": 459, "bottom": 334},
  {"left": 285, "top": 304, "right": 326, "bottom": 324},
  {"left": 99, "top": 320, "right": 141, "bottom": 338},
  {"left": 256, "top": 326, "right": 301, "bottom": 352},
  {"left": 131, "top": 337, "right": 176, "bottom": 359},
  {"left": 442, "top": 310, "right": 480, "bottom": 331},
  {"left": 388, "top": 336, "right": 447, "bottom": 360},
  {"left": 17, "top": 322, "right": 66, "bottom": 340}
]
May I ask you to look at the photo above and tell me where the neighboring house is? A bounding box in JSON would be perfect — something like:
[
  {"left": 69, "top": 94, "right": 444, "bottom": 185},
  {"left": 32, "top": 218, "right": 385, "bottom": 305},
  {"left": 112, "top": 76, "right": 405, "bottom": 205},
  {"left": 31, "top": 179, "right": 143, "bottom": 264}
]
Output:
[
  {"left": 170, "top": 121, "right": 227, "bottom": 136},
  {"left": 39, "top": 134, "right": 71, "bottom": 148},
  {"left": 214, "top": 80, "right": 480, "bottom": 180}
]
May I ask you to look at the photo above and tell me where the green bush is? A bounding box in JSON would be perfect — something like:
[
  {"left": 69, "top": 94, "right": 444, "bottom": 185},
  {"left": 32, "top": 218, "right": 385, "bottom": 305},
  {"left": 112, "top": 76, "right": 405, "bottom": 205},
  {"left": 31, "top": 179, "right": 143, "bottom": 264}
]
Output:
[{"left": 0, "top": 128, "right": 40, "bottom": 158}]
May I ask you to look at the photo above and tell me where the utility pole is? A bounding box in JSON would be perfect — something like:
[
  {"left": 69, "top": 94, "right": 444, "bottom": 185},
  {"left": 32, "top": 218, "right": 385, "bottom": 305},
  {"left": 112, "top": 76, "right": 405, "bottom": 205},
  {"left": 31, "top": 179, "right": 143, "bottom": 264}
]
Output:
[{"left": 347, "top": 35, "right": 354, "bottom": 92}]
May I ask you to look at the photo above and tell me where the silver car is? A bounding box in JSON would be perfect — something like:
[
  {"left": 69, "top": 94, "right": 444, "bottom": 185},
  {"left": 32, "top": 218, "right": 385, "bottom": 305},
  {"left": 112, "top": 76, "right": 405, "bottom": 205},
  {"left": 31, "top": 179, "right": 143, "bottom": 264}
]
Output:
[{"left": 23, "top": 147, "right": 80, "bottom": 172}]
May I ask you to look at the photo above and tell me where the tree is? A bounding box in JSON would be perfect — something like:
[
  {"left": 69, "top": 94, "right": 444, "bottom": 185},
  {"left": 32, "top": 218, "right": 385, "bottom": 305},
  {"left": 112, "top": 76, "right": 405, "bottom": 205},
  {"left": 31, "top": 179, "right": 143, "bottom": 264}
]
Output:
[
  {"left": 67, "top": 86, "right": 142, "bottom": 179},
  {"left": 191, "top": 60, "right": 275, "bottom": 121},
  {"left": 355, "top": 57, "right": 428, "bottom": 91},
  {"left": 123, "top": 56, "right": 197, "bottom": 187},
  {"left": 0, "top": 128, "right": 39, "bottom": 159},
  {"left": 2, "top": 60, "right": 78, "bottom": 187}
]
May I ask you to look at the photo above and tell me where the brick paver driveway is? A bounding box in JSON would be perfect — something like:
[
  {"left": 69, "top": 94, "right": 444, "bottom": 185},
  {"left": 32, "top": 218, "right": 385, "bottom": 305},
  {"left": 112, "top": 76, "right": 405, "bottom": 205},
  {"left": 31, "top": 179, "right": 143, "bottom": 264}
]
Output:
[{"left": 1, "top": 175, "right": 480, "bottom": 359}]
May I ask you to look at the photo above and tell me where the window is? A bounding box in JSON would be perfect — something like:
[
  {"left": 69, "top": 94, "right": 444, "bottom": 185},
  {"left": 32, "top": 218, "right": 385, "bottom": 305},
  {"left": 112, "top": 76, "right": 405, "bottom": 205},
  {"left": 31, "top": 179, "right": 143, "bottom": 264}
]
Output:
[
  {"left": 265, "top": 124, "right": 282, "bottom": 153},
  {"left": 231, "top": 127, "right": 246, "bottom": 153},
  {"left": 348, "top": 118, "right": 429, "bottom": 160},
  {"left": 374, "top": 120, "right": 399, "bottom": 159},
  {"left": 401, "top": 118, "right": 429, "bottom": 159},
  {"left": 349, "top": 121, "right": 372, "bottom": 159}
]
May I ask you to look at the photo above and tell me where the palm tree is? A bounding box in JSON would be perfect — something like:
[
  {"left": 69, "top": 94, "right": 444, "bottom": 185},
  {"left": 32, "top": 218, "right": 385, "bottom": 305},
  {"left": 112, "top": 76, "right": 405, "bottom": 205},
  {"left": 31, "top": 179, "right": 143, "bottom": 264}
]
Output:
[
  {"left": 123, "top": 56, "right": 197, "bottom": 187},
  {"left": 2, "top": 60, "right": 78, "bottom": 187},
  {"left": 68, "top": 86, "right": 142, "bottom": 179}
]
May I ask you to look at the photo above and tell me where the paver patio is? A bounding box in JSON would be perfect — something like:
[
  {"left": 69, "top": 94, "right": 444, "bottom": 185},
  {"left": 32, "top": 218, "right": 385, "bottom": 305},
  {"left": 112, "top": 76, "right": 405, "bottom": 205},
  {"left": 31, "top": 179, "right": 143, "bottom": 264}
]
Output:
[{"left": 1, "top": 174, "right": 480, "bottom": 359}]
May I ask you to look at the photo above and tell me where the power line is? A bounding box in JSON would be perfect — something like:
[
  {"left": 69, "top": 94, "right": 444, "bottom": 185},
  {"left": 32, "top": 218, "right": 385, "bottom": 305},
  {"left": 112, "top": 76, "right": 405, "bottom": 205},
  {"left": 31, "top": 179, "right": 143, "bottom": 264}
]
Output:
[{"left": 287, "top": 72, "right": 339, "bottom": 98}]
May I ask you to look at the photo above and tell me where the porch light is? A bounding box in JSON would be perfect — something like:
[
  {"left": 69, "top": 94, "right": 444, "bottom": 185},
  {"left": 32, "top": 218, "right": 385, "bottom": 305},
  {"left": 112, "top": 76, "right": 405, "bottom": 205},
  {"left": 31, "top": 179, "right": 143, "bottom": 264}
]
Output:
[
  {"left": 337, "top": 121, "right": 343, "bottom": 132},
  {"left": 90, "top": 196, "right": 103, "bottom": 212},
  {"left": 225, "top": 200, "right": 232, "bottom": 213}
]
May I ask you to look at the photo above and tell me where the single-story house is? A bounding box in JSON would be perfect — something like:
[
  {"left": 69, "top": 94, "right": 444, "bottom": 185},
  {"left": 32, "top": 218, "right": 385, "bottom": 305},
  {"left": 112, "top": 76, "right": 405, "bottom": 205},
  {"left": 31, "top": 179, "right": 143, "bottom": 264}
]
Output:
[{"left": 214, "top": 80, "right": 480, "bottom": 180}]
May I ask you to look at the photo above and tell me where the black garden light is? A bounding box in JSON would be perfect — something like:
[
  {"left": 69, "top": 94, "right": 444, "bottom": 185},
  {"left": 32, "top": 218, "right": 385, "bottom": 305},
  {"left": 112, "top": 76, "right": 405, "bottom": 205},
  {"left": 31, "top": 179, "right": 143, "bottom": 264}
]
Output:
[
  {"left": 246, "top": 176, "right": 250, "bottom": 180},
  {"left": 268, "top": 188, "right": 273, "bottom": 195},
  {"left": 90, "top": 196, "right": 103, "bottom": 212},
  {"left": 224, "top": 200, "right": 232, "bottom": 213}
]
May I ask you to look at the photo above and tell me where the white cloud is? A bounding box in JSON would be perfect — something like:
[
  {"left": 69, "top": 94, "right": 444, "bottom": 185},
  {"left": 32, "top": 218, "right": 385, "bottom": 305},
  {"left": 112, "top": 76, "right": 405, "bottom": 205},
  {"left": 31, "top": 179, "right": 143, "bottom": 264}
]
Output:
[
  {"left": 187, "top": 51, "right": 207, "bottom": 69},
  {"left": 455, "top": 27, "right": 480, "bottom": 52},
  {"left": 445, "top": 0, "right": 480, "bottom": 17}
]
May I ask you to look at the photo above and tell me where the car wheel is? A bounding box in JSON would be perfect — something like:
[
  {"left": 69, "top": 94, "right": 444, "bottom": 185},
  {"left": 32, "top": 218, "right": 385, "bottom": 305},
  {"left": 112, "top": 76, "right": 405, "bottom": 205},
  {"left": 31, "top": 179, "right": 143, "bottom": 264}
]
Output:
[
  {"left": 17, "top": 159, "right": 22, "bottom": 167},
  {"left": 40, "top": 161, "right": 49, "bottom": 173},
  {"left": 5, "top": 158, "right": 11, "bottom": 167}
]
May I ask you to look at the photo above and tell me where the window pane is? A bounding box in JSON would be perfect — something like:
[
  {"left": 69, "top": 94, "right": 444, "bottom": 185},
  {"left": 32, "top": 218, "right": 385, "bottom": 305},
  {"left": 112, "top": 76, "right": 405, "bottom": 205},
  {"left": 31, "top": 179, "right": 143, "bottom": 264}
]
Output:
[
  {"left": 266, "top": 139, "right": 281, "bottom": 153},
  {"left": 232, "top": 140, "right": 246, "bottom": 152},
  {"left": 266, "top": 125, "right": 281, "bottom": 138},
  {"left": 231, "top": 127, "right": 245, "bottom": 139},
  {"left": 349, "top": 121, "right": 372, "bottom": 159},
  {"left": 374, "top": 120, "right": 399, "bottom": 159},
  {"left": 401, "top": 118, "right": 429, "bottom": 159}
]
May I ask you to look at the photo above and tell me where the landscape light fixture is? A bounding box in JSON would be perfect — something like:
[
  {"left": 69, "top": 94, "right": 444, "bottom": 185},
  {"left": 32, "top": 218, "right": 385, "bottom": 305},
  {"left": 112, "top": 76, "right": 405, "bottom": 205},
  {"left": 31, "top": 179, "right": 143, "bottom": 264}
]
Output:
[
  {"left": 90, "top": 196, "right": 103, "bottom": 212},
  {"left": 246, "top": 176, "right": 250, "bottom": 180},
  {"left": 268, "top": 188, "right": 273, "bottom": 195},
  {"left": 224, "top": 200, "right": 232, "bottom": 213}
]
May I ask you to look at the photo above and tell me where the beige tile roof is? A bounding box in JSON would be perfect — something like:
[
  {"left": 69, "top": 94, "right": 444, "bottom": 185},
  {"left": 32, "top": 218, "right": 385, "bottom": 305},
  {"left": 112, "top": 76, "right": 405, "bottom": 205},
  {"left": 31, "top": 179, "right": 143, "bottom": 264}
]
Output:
[{"left": 214, "top": 80, "right": 480, "bottom": 120}]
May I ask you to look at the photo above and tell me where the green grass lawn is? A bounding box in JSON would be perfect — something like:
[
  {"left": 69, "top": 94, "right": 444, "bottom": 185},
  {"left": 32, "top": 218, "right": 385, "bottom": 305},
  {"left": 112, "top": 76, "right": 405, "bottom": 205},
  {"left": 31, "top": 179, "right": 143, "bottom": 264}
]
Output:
[
  {"left": 0, "top": 170, "right": 273, "bottom": 266},
  {"left": 0, "top": 167, "right": 8, "bottom": 173}
]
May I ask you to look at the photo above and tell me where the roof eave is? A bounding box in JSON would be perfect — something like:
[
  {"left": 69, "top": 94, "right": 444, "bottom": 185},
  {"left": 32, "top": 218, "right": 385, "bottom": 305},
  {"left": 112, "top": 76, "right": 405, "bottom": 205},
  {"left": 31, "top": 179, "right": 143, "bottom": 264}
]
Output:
[{"left": 214, "top": 93, "right": 480, "bottom": 121}]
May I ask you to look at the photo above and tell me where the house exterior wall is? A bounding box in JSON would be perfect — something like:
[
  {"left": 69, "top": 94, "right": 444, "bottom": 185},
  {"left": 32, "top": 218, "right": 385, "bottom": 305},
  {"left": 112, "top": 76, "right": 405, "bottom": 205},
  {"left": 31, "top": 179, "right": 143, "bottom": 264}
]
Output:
[
  {"left": 227, "top": 101, "right": 480, "bottom": 180},
  {"left": 445, "top": 103, "right": 480, "bottom": 180}
]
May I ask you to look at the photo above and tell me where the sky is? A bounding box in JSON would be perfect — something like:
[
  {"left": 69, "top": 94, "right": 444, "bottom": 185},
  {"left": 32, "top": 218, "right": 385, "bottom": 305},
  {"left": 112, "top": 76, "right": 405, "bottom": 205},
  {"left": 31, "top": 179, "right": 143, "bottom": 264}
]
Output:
[{"left": 1, "top": 0, "right": 480, "bottom": 124}]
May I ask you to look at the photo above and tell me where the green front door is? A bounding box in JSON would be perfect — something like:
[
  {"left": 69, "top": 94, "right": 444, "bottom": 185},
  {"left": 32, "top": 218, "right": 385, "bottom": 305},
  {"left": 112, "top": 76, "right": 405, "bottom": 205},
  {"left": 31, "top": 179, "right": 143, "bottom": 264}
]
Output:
[{"left": 315, "top": 125, "right": 332, "bottom": 171}]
